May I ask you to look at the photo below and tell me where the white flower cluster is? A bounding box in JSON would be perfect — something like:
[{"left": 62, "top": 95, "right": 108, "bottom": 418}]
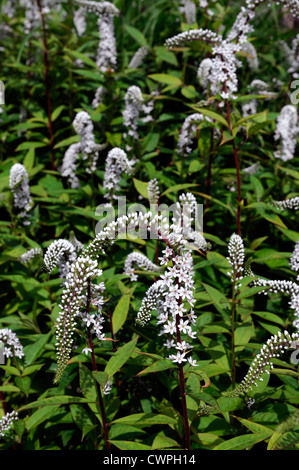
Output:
[
  {"left": 0, "top": 328, "right": 24, "bottom": 359},
  {"left": 84, "top": 212, "right": 153, "bottom": 258},
  {"left": 2, "top": 0, "right": 17, "bottom": 18},
  {"left": 168, "top": 2, "right": 299, "bottom": 100},
  {"left": 74, "top": 6, "right": 86, "bottom": 36},
  {"left": 61, "top": 111, "right": 105, "bottom": 188},
  {"left": 137, "top": 246, "right": 198, "bottom": 366},
  {"left": 179, "top": 1, "right": 197, "bottom": 24},
  {"left": 103, "top": 379, "right": 112, "bottom": 395},
  {"left": 167, "top": 25, "right": 245, "bottom": 99},
  {"left": 290, "top": 241, "right": 299, "bottom": 277},
  {"left": 92, "top": 85, "right": 105, "bottom": 109},
  {"left": 96, "top": 12, "right": 117, "bottom": 72},
  {"left": 241, "top": 79, "right": 274, "bottom": 117},
  {"left": 54, "top": 256, "right": 103, "bottom": 383},
  {"left": 9, "top": 163, "right": 32, "bottom": 225},
  {"left": 20, "top": 0, "right": 40, "bottom": 35},
  {"left": 245, "top": 0, "right": 299, "bottom": 19},
  {"left": 128, "top": 46, "right": 150, "bottom": 69},
  {"left": 225, "top": 330, "right": 299, "bottom": 397},
  {"left": 272, "top": 197, "right": 299, "bottom": 211},
  {"left": 243, "top": 162, "right": 259, "bottom": 175},
  {"left": 103, "top": 147, "right": 136, "bottom": 198},
  {"left": 74, "top": 0, "right": 119, "bottom": 16},
  {"left": 147, "top": 178, "right": 160, "bottom": 204},
  {"left": 18, "top": 247, "right": 42, "bottom": 265},
  {"left": 240, "top": 41, "right": 258, "bottom": 71},
  {"left": 249, "top": 261, "right": 299, "bottom": 332},
  {"left": 0, "top": 411, "right": 18, "bottom": 439},
  {"left": 178, "top": 113, "right": 205, "bottom": 155},
  {"left": 43, "top": 239, "right": 78, "bottom": 279},
  {"left": 280, "top": 34, "right": 299, "bottom": 76},
  {"left": 273, "top": 105, "right": 299, "bottom": 162},
  {"left": 175, "top": 193, "right": 208, "bottom": 252},
  {"left": 122, "top": 86, "right": 156, "bottom": 146},
  {"left": 122, "top": 85, "right": 144, "bottom": 143},
  {"left": 124, "top": 252, "right": 161, "bottom": 281},
  {"left": 227, "top": 234, "right": 245, "bottom": 290},
  {"left": 165, "top": 28, "right": 221, "bottom": 49}
]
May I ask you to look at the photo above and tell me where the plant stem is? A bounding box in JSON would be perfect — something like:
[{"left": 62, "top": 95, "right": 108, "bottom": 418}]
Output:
[
  {"left": 172, "top": 250, "right": 191, "bottom": 450},
  {"left": 224, "top": 89, "right": 242, "bottom": 236},
  {"left": 231, "top": 299, "right": 236, "bottom": 389},
  {"left": 86, "top": 280, "right": 110, "bottom": 450},
  {"left": 36, "top": 0, "right": 55, "bottom": 171},
  {"left": 106, "top": 304, "right": 121, "bottom": 398}
]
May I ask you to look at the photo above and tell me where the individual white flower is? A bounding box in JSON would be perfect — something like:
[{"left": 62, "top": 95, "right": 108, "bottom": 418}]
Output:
[{"left": 0, "top": 328, "right": 24, "bottom": 360}]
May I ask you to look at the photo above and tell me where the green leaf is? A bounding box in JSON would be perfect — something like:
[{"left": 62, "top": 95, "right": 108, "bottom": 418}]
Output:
[
  {"left": 23, "top": 332, "right": 52, "bottom": 366},
  {"left": 151, "top": 433, "right": 181, "bottom": 449},
  {"left": 65, "top": 49, "right": 98, "bottom": 68},
  {"left": 214, "top": 433, "right": 271, "bottom": 450},
  {"left": 137, "top": 359, "right": 176, "bottom": 375},
  {"left": 104, "top": 337, "right": 138, "bottom": 378},
  {"left": 79, "top": 363, "right": 97, "bottom": 402},
  {"left": 161, "top": 183, "right": 199, "bottom": 196},
  {"left": 251, "top": 311, "right": 285, "bottom": 326},
  {"left": 23, "top": 148, "right": 35, "bottom": 172},
  {"left": 111, "top": 413, "right": 177, "bottom": 426},
  {"left": 268, "top": 431, "right": 299, "bottom": 450},
  {"left": 236, "top": 285, "right": 270, "bottom": 299},
  {"left": 53, "top": 135, "right": 80, "bottom": 149},
  {"left": 51, "top": 105, "right": 65, "bottom": 122},
  {"left": 148, "top": 73, "right": 183, "bottom": 88},
  {"left": 133, "top": 178, "right": 149, "bottom": 199},
  {"left": 124, "top": 25, "right": 147, "bottom": 46},
  {"left": 15, "top": 141, "right": 47, "bottom": 151},
  {"left": 201, "top": 283, "right": 230, "bottom": 310},
  {"left": 236, "top": 417, "right": 273, "bottom": 436},
  {"left": 19, "top": 396, "right": 92, "bottom": 411},
  {"left": 189, "top": 106, "right": 229, "bottom": 128},
  {"left": 26, "top": 405, "right": 61, "bottom": 431},
  {"left": 112, "top": 293, "right": 131, "bottom": 335},
  {"left": 234, "top": 322, "right": 253, "bottom": 346},
  {"left": 109, "top": 440, "right": 151, "bottom": 450},
  {"left": 92, "top": 371, "right": 108, "bottom": 388}
]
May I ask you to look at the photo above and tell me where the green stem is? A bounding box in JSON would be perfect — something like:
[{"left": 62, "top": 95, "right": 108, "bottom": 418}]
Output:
[{"left": 86, "top": 280, "right": 110, "bottom": 450}]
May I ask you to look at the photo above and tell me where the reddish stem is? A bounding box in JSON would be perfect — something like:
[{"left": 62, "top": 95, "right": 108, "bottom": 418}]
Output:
[
  {"left": 106, "top": 304, "right": 121, "bottom": 397},
  {"left": 36, "top": 0, "right": 55, "bottom": 170},
  {"left": 224, "top": 86, "right": 241, "bottom": 236}
]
